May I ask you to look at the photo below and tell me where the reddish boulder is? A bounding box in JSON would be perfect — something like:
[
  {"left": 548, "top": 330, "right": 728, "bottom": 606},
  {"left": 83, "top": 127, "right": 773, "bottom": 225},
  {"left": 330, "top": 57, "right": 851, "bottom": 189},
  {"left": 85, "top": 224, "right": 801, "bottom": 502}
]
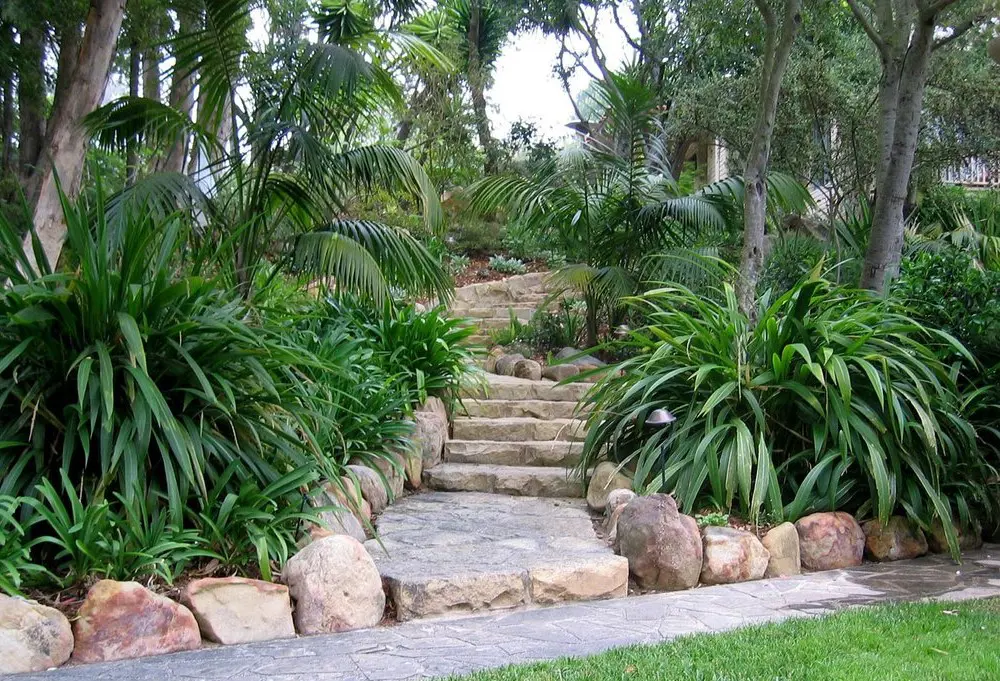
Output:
[
  {"left": 72, "top": 581, "right": 200, "bottom": 663},
  {"left": 862, "top": 516, "right": 928, "bottom": 561},
  {"left": 795, "top": 512, "right": 865, "bottom": 571},
  {"left": 615, "top": 494, "right": 703, "bottom": 591}
]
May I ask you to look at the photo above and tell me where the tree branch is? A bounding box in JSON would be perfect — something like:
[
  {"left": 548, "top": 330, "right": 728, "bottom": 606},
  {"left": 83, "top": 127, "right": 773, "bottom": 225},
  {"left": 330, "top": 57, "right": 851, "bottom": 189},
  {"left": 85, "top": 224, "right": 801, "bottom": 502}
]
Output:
[
  {"left": 752, "top": 0, "right": 776, "bottom": 28},
  {"left": 932, "top": 16, "right": 982, "bottom": 50},
  {"left": 845, "top": 0, "right": 888, "bottom": 58},
  {"left": 611, "top": 3, "right": 642, "bottom": 53},
  {"left": 918, "top": 0, "right": 961, "bottom": 21}
]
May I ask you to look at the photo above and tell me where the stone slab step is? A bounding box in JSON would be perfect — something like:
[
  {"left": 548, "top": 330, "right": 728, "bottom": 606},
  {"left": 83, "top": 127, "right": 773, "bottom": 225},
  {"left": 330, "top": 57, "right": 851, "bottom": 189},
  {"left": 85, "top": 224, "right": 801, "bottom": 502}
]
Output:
[
  {"left": 423, "top": 463, "right": 584, "bottom": 497},
  {"left": 366, "top": 492, "right": 627, "bottom": 621},
  {"left": 459, "top": 399, "right": 585, "bottom": 419},
  {"left": 462, "top": 374, "right": 591, "bottom": 402},
  {"left": 453, "top": 417, "right": 586, "bottom": 442},
  {"left": 449, "top": 306, "right": 538, "bottom": 320},
  {"left": 445, "top": 440, "right": 583, "bottom": 467}
]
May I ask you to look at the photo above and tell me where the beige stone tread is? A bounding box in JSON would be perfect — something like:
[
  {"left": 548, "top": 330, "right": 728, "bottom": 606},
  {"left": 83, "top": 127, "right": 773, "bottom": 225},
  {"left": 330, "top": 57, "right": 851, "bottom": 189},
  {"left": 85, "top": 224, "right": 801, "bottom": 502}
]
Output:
[
  {"left": 461, "top": 374, "right": 591, "bottom": 402},
  {"left": 450, "top": 306, "right": 538, "bottom": 320},
  {"left": 423, "top": 463, "right": 585, "bottom": 497},
  {"left": 445, "top": 439, "right": 584, "bottom": 467},
  {"left": 459, "top": 398, "right": 585, "bottom": 419},
  {"left": 365, "top": 492, "right": 627, "bottom": 621},
  {"left": 452, "top": 417, "right": 587, "bottom": 442}
]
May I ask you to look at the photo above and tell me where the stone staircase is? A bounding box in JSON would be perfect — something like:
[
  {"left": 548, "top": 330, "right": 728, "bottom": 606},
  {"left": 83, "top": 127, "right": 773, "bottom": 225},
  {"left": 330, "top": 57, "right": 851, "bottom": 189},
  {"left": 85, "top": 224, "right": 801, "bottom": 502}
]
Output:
[{"left": 364, "top": 273, "right": 628, "bottom": 623}]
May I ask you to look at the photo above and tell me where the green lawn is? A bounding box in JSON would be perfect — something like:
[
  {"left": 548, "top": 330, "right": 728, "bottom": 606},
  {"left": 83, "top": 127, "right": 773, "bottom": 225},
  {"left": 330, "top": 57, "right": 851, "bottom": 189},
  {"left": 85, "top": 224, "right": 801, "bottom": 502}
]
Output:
[{"left": 456, "top": 599, "right": 1000, "bottom": 681}]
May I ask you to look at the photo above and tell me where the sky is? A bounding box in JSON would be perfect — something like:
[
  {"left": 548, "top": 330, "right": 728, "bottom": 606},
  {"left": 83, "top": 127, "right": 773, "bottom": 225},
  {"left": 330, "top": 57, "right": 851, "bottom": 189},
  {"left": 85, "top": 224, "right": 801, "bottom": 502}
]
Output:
[{"left": 487, "top": 16, "right": 633, "bottom": 143}]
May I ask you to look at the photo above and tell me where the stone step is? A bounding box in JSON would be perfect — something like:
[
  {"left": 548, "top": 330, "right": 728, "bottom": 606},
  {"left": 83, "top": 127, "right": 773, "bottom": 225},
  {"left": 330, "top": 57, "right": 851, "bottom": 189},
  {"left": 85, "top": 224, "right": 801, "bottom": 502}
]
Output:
[
  {"left": 452, "top": 417, "right": 587, "bottom": 442},
  {"left": 366, "top": 492, "right": 628, "bottom": 621},
  {"left": 461, "top": 374, "right": 591, "bottom": 402},
  {"left": 459, "top": 399, "right": 585, "bottom": 419},
  {"left": 445, "top": 440, "right": 583, "bottom": 467},
  {"left": 423, "top": 463, "right": 584, "bottom": 497},
  {"left": 453, "top": 273, "right": 554, "bottom": 304},
  {"left": 449, "top": 306, "right": 538, "bottom": 320}
]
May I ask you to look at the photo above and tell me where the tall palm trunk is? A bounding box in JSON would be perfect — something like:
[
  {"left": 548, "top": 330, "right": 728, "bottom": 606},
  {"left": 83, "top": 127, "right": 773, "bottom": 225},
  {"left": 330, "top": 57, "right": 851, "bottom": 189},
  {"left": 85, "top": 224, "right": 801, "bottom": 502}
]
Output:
[{"left": 24, "top": 0, "right": 127, "bottom": 271}]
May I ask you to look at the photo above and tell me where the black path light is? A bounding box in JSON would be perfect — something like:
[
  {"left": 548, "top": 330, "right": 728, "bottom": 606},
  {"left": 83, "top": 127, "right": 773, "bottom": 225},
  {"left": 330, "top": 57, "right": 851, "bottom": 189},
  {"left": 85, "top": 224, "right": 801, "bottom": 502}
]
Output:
[{"left": 645, "top": 408, "right": 676, "bottom": 492}]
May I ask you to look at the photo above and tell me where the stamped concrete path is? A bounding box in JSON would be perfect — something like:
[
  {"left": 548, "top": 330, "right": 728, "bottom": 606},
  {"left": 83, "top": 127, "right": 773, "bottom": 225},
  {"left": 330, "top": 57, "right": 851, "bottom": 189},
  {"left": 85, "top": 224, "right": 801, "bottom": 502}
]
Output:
[{"left": 18, "top": 547, "right": 1000, "bottom": 681}]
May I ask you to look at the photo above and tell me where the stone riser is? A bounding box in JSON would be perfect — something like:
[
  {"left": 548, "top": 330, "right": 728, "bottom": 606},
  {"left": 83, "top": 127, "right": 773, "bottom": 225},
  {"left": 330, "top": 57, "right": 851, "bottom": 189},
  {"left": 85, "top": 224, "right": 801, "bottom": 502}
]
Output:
[
  {"left": 450, "top": 306, "right": 538, "bottom": 320},
  {"left": 381, "top": 554, "right": 628, "bottom": 621},
  {"left": 459, "top": 399, "right": 585, "bottom": 419},
  {"left": 452, "top": 417, "right": 587, "bottom": 442},
  {"left": 445, "top": 440, "right": 583, "bottom": 467},
  {"left": 462, "top": 380, "right": 590, "bottom": 403},
  {"left": 423, "top": 463, "right": 584, "bottom": 498}
]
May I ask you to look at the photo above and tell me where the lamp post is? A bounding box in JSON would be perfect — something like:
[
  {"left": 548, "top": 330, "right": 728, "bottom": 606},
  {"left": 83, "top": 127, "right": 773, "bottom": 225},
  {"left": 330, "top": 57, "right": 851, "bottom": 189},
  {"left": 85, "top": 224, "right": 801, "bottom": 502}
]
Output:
[{"left": 645, "top": 408, "right": 676, "bottom": 492}]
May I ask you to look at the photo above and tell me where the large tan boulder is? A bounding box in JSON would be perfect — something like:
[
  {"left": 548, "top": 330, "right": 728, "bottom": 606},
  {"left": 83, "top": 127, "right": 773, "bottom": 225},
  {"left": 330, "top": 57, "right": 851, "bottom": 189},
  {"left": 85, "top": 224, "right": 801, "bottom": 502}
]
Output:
[
  {"left": 513, "top": 359, "right": 542, "bottom": 381},
  {"left": 346, "top": 464, "right": 389, "bottom": 514},
  {"left": 863, "top": 516, "right": 928, "bottom": 561},
  {"left": 604, "top": 488, "right": 637, "bottom": 542},
  {"left": 0, "top": 595, "right": 74, "bottom": 674},
  {"left": 927, "top": 518, "right": 983, "bottom": 554},
  {"left": 307, "top": 486, "right": 367, "bottom": 543},
  {"left": 795, "top": 512, "right": 865, "bottom": 571},
  {"left": 495, "top": 353, "right": 525, "bottom": 376},
  {"left": 529, "top": 555, "right": 629, "bottom": 604},
  {"left": 615, "top": 494, "right": 702, "bottom": 591},
  {"left": 413, "top": 412, "right": 447, "bottom": 469},
  {"left": 542, "top": 364, "right": 580, "bottom": 382},
  {"left": 72, "top": 580, "right": 200, "bottom": 664},
  {"left": 586, "top": 462, "right": 632, "bottom": 512},
  {"left": 282, "top": 536, "right": 385, "bottom": 634},
  {"left": 402, "top": 445, "right": 423, "bottom": 489},
  {"left": 417, "top": 396, "right": 449, "bottom": 423},
  {"left": 700, "top": 526, "right": 770, "bottom": 585},
  {"left": 762, "top": 522, "right": 801, "bottom": 577},
  {"left": 181, "top": 577, "right": 295, "bottom": 645}
]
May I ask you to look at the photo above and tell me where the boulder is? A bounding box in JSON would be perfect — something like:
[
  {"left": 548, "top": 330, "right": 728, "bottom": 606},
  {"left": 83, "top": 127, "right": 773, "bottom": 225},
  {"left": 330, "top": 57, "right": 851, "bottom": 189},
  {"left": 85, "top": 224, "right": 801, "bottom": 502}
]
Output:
[
  {"left": 495, "top": 353, "right": 525, "bottom": 376},
  {"left": 529, "top": 555, "right": 629, "bottom": 604},
  {"left": 307, "top": 486, "right": 367, "bottom": 543},
  {"left": 615, "top": 494, "right": 703, "bottom": 591},
  {"left": 927, "top": 518, "right": 983, "bottom": 554},
  {"left": 604, "top": 489, "right": 637, "bottom": 543},
  {"left": 381, "top": 451, "right": 407, "bottom": 499},
  {"left": 346, "top": 464, "right": 389, "bottom": 514},
  {"left": 863, "top": 516, "right": 928, "bottom": 561},
  {"left": 72, "top": 580, "right": 200, "bottom": 664},
  {"left": 483, "top": 348, "right": 505, "bottom": 373},
  {"left": 762, "top": 522, "right": 801, "bottom": 577},
  {"left": 795, "top": 512, "right": 865, "bottom": 571},
  {"left": 542, "top": 364, "right": 580, "bottom": 382},
  {"left": 0, "top": 595, "right": 74, "bottom": 674},
  {"left": 282, "top": 536, "right": 385, "bottom": 635},
  {"left": 402, "top": 445, "right": 423, "bottom": 489},
  {"left": 699, "top": 526, "right": 769, "bottom": 585},
  {"left": 417, "top": 395, "right": 449, "bottom": 422},
  {"left": 555, "top": 347, "right": 605, "bottom": 367},
  {"left": 513, "top": 359, "right": 542, "bottom": 381},
  {"left": 413, "top": 412, "right": 447, "bottom": 469},
  {"left": 586, "top": 462, "right": 632, "bottom": 512},
  {"left": 181, "top": 577, "right": 295, "bottom": 645}
]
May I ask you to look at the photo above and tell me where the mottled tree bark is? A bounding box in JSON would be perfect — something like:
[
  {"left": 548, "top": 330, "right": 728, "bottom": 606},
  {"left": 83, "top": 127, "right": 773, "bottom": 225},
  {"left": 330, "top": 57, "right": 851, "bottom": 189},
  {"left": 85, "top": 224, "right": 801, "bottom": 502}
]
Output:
[
  {"left": 126, "top": 40, "right": 141, "bottom": 184},
  {"left": 158, "top": 11, "right": 196, "bottom": 174},
  {"left": 24, "top": 0, "right": 127, "bottom": 271},
  {"left": 466, "top": 1, "right": 498, "bottom": 174},
  {"left": 736, "top": 0, "right": 802, "bottom": 318}
]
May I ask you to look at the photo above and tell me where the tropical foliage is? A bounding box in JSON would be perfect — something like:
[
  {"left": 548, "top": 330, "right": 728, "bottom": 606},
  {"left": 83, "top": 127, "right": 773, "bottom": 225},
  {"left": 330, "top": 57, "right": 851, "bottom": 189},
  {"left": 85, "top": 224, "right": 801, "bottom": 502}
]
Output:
[{"left": 579, "top": 272, "right": 996, "bottom": 555}]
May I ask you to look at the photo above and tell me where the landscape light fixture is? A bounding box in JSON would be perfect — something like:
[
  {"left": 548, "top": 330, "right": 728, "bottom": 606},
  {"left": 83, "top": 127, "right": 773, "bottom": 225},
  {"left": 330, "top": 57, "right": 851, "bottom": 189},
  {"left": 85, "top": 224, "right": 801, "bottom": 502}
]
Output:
[{"left": 645, "top": 408, "right": 676, "bottom": 491}]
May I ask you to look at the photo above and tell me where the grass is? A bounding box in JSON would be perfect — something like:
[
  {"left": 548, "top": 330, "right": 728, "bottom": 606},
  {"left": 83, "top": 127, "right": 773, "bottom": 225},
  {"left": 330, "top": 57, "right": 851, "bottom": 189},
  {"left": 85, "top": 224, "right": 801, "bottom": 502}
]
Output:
[{"left": 455, "top": 599, "right": 1000, "bottom": 681}]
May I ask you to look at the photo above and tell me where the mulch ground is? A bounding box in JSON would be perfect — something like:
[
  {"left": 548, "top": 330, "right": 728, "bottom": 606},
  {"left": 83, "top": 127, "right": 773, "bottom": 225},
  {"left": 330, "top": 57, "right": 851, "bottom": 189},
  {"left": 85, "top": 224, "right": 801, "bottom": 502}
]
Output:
[{"left": 453, "top": 257, "right": 548, "bottom": 288}]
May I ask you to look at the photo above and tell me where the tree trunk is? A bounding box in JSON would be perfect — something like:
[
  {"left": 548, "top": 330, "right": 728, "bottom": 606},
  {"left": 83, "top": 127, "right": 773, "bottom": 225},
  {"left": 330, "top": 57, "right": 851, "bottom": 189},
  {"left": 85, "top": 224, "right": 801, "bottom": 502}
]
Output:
[
  {"left": 735, "top": 0, "right": 802, "bottom": 318},
  {"left": 0, "top": 25, "right": 14, "bottom": 174},
  {"left": 466, "top": 1, "right": 497, "bottom": 175},
  {"left": 126, "top": 41, "right": 141, "bottom": 184},
  {"left": 143, "top": 45, "right": 161, "bottom": 102},
  {"left": 158, "top": 12, "right": 196, "bottom": 174},
  {"left": 24, "top": 0, "right": 127, "bottom": 272},
  {"left": 17, "top": 24, "right": 46, "bottom": 184},
  {"left": 859, "top": 17, "right": 934, "bottom": 292}
]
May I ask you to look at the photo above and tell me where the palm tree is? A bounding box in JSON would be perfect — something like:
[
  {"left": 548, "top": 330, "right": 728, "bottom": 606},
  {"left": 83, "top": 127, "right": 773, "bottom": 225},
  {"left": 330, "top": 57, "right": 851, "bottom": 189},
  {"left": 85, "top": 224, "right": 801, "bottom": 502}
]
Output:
[
  {"left": 85, "top": 0, "right": 452, "bottom": 302},
  {"left": 468, "top": 74, "right": 810, "bottom": 346}
]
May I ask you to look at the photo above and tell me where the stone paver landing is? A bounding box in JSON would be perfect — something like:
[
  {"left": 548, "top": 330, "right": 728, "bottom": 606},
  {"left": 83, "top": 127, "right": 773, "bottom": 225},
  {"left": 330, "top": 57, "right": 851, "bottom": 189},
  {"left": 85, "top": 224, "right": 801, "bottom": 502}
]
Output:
[
  {"left": 365, "top": 492, "right": 628, "bottom": 621},
  {"left": 20, "top": 547, "right": 1000, "bottom": 681}
]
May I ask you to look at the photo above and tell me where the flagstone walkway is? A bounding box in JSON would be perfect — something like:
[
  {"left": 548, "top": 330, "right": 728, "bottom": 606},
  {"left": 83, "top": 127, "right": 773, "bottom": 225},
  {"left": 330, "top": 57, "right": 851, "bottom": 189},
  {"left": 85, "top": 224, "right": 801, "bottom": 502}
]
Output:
[{"left": 18, "top": 546, "right": 1000, "bottom": 681}]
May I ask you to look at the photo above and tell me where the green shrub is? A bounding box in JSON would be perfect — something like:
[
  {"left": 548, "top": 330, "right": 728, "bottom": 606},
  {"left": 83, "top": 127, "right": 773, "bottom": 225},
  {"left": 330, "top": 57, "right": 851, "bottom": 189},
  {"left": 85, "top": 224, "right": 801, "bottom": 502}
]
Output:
[
  {"left": 447, "top": 253, "right": 471, "bottom": 275},
  {"left": 760, "top": 233, "right": 826, "bottom": 296},
  {"left": 526, "top": 299, "right": 586, "bottom": 352},
  {"left": 0, "top": 196, "right": 338, "bottom": 525},
  {"left": 0, "top": 495, "right": 47, "bottom": 595},
  {"left": 580, "top": 276, "right": 995, "bottom": 554},
  {"left": 488, "top": 255, "right": 527, "bottom": 275}
]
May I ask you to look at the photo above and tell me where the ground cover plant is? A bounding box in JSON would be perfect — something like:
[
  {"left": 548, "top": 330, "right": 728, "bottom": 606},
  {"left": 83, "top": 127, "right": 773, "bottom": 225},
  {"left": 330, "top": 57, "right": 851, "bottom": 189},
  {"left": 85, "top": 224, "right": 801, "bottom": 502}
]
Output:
[
  {"left": 579, "top": 270, "right": 996, "bottom": 551},
  {"left": 454, "top": 599, "right": 1000, "bottom": 681}
]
